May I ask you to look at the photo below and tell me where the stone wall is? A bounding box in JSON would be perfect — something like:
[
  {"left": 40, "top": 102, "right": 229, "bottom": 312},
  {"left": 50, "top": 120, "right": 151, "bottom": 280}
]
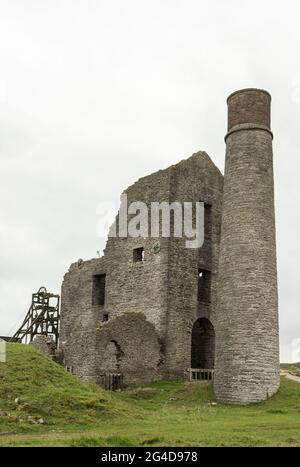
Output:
[
  {"left": 95, "top": 312, "right": 161, "bottom": 385},
  {"left": 60, "top": 257, "right": 107, "bottom": 381},
  {"left": 32, "top": 335, "right": 56, "bottom": 359},
  {"left": 162, "top": 153, "right": 223, "bottom": 379}
]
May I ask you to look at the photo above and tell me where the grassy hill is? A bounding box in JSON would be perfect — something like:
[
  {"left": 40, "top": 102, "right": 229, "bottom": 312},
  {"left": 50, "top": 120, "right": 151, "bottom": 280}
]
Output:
[{"left": 0, "top": 343, "right": 300, "bottom": 447}]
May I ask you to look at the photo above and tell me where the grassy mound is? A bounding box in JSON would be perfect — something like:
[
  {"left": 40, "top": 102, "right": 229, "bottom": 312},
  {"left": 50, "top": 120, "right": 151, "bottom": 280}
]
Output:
[
  {"left": 1, "top": 343, "right": 300, "bottom": 446},
  {"left": 0, "top": 343, "right": 128, "bottom": 434}
]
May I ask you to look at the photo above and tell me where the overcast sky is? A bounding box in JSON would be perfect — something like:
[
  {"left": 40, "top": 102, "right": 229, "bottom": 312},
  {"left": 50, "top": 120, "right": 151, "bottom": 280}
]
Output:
[{"left": 0, "top": 0, "right": 299, "bottom": 362}]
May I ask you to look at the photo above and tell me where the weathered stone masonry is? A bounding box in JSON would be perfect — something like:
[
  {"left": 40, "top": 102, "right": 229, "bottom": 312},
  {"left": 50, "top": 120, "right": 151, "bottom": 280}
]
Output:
[
  {"left": 214, "top": 89, "right": 280, "bottom": 404},
  {"left": 59, "top": 89, "right": 279, "bottom": 404}
]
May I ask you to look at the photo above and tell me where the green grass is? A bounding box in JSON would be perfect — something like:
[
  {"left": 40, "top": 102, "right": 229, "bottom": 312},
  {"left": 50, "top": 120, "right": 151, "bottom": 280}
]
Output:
[
  {"left": 0, "top": 343, "right": 132, "bottom": 436},
  {"left": 0, "top": 343, "right": 300, "bottom": 447}
]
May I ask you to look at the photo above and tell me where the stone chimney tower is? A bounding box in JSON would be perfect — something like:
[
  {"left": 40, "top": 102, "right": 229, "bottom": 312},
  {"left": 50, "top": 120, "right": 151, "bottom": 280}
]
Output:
[{"left": 214, "top": 89, "right": 280, "bottom": 404}]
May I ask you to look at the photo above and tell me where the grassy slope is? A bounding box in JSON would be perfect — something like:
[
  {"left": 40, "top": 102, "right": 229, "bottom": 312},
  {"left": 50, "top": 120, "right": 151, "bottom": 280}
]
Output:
[
  {"left": 0, "top": 343, "right": 300, "bottom": 447},
  {"left": 0, "top": 344, "right": 132, "bottom": 436}
]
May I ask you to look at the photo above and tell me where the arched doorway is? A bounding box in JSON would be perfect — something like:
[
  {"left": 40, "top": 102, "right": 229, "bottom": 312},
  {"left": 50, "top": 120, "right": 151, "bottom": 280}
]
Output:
[
  {"left": 191, "top": 318, "right": 215, "bottom": 369},
  {"left": 99, "top": 340, "right": 124, "bottom": 390},
  {"left": 102, "top": 340, "right": 123, "bottom": 373}
]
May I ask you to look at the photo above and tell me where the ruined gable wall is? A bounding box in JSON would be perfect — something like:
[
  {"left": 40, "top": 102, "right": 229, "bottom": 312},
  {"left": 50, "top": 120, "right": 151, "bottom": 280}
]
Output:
[{"left": 60, "top": 153, "right": 223, "bottom": 384}]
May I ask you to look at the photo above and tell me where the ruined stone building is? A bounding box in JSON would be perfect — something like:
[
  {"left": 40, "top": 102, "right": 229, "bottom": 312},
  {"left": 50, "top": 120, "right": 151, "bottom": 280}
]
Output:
[{"left": 59, "top": 89, "right": 280, "bottom": 404}]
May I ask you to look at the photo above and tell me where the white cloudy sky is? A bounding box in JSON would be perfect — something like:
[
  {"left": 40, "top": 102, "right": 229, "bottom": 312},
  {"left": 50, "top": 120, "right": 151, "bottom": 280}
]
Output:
[{"left": 0, "top": 0, "right": 299, "bottom": 362}]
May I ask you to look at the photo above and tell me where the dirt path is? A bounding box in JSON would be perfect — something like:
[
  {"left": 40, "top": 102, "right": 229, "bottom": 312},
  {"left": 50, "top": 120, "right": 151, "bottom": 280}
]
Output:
[{"left": 280, "top": 370, "right": 300, "bottom": 383}]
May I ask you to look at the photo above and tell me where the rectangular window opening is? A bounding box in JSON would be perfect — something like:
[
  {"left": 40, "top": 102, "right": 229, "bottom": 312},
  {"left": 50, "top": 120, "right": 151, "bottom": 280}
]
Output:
[
  {"left": 103, "top": 313, "right": 109, "bottom": 322},
  {"left": 204, "top": 203, "right": 212, "bottom": 242},
  {"left": 198, "top": 269, "right": 211, "bottom": 303},
  {"left": 92, "top": 274, "right": 106, "bottom": 306},
  {"left": 133, "top": 247, "right": 144, "bottom": 263}
]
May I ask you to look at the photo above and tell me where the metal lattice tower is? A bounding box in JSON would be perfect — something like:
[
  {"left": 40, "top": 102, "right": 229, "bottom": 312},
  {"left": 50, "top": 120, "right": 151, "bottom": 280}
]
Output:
[{"left": 11, "top": 287, "right": 60, "bottom": 347}]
